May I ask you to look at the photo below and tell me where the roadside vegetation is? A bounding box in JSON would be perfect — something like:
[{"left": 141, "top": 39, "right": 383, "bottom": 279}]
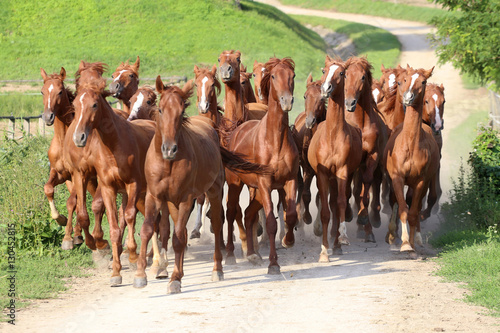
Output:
[
  {"left": 1, "top": 0, "right": 401, "bottom": 311},
  {"left": 431, "top": 126, "right": 500, "bottom": 316}
]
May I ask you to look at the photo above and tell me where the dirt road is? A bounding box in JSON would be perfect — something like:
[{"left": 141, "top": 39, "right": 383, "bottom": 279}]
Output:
[{"left": 3, "top": 2, "right": 498, "bottom": 332}]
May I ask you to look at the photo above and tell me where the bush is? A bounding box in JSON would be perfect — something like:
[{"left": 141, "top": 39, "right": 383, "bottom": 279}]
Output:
[{"left": 468, "top": 126, "right": 500, "bottom": 192}]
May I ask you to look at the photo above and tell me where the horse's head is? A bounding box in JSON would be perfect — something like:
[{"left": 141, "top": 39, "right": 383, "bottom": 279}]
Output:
[
  {"left": 304, "top": 74, "right": 325, "bottom": 129},
  {"left": 320, "top": 55, "right": 345, "bottom": 99},
  {"left": 128, "top": 87, "right": 157, "bottom": 121},
  {"left": 379, "top": 64, "right": 404, "bottom": 96},
  {"left": 194, "top": 65, "right": 220, "bottom": 114},
  {"left": 344, "top": 56, "right": 373, "bottom": 112},
  {"left": 75, "top": 61, "right": 108, "bottom": 92},
  {"left": 72, "top": 80, "right": 110, "bottom": 147},
  {"left": 218, "top": 50, "right": 241, "bottom": 83},
  {"left": 401, "top": 65, "right": 434, "bottom": 107},
  {"left": 109, "top": 56, "right": 140, "bottom": 99},
  {"left": 40, "top": 67, "right": 68, "bottom": 126},
  {"left": 423, "top": 83, "right": 445, "bottom": 134},
  {"left": 253, "top": 60, "right": 266, "bottom": 102},
  {"left": 156, "top": 76, "right": 193, "bottom": 160},
  {"left": 261, "top": 57, "right": 295, "bottom": 112},
  {"left": 240, "top": 65, "right": 252, "bottom": 89},
  {"left": 372, "top": 79, "right": 385, "bottom": 104}
]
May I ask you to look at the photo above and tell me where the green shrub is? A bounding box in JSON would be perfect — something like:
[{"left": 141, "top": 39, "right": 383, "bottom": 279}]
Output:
[{"left": 468, "top": 126, "right": 500, "bottom": 192}]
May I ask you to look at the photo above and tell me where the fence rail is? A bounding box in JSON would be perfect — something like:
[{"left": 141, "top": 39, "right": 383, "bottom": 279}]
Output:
[{"left": 0, "top": 115, "right": 46, "bottom": 139}]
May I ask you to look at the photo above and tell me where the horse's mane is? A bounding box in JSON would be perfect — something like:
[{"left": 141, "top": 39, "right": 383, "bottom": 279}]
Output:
[
  {"left": 115, "top": 59, "right": 139, "bottom": 77},
  {"left": 196, "top": 67, "right": 222, "bottom": 96},
  {"left": 261, "top": 57, "right": 295, "bottom": 99},
  {"left": 309, "top": 80, "right": 327, "bottom": 121},
  {"left": 345, "top": 56, "right": 374, "bottom": 92},
  {"left": 379, "top": 85, "right": 398, "bottom": 114},
  {"left": 75, "top": 61, "right": 108, "bottom": 90}
]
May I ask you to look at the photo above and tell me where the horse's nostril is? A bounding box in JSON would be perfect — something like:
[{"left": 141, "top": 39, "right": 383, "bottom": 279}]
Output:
[
  {"left": 291, "top": 97, "right": 294, "bottom": 104},
  {"left": 172, "top": 145, "right": 178, "bottom": 154},
  {"left": 81, "top": 133, "right": 86, "bottom": 142}
]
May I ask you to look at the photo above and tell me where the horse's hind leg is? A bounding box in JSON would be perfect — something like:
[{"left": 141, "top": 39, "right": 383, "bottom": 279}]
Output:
[
  {"left": 282, "top": 180, "right": 298, "bottom": 248},
  {"left": 369, "top": 164, "right": 383, "bottom": 228},
  {"left": 301, "top": 167, "right": 314, "bottom": 225},
  {"left": 420, "top": 176, "right": 437, "bottom": 222},
  {"left": 62, "top": 189, "right": 77, "bottom": 250},
  {"left": 225, "top": 174, "right": 244, "bottom": 265},
  {"left": 207, "top": 175, "right": 225, "bottom": 281},
  {"left": 245, "top": 196, "right": 264, "bottom": 265},
  {"left": 123, "top": 184, "right": 140, "bottom": 269},
  {"left": 154, "top": 204, "right": 170, "bottom": 279},
  {"left": 44, "top": 168, "right": 69, "bottom": 226},
  {"left": 190, "top": 194, "right": 206, "bottom": 239},
  {"left": 91, "top": 186, "right": 110, "bottom": 253}
]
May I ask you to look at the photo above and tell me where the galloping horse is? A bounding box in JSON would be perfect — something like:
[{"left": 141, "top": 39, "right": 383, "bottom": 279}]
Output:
[
  {"left": 383, "top": 66, "right": 439, "bottom": 252},
  {"left": 66, "top": 79, "right": 156, "bottom": 285},
  {"left": 109, "top": 56, "right": 140, "bottom": 114},
  {"left": 293, "top": 74, "right": 327, "bottom": 225},
  {"left": 224, "top": 57, "right": 299, "bottom": 274},
  {"left": 127, "top": 86, "right": 157, "bottom": 121},
  {"left": 420, "top": 83, "right": 445, "bottom": 218},
  {"left": 252, "top": 60, "right": 268, "bottom": 104},
  {"left": 133, "top": 77, "right": 268, "bottom": 293},
  {"left": 343, "top": 56, "right": 388, "bottom": 241},
  {"left": 40, "top": 67, "right": 75, "bottom": 227},
  {"left": 308, "top": 55, "right": 363, "bottom": 261},
  {"left": 75, "top": 61, "right": 108, "bottom": 92}
]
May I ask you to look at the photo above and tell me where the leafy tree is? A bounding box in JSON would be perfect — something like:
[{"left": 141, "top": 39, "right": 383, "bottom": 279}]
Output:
[{"left": 430, "top": 0, "right": 500, "bottom": 92}]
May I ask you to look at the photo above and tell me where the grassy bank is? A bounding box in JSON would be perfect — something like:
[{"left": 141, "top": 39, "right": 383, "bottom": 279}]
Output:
[{"left": 279, "top": 0, "right": 449, "bottom": 23}]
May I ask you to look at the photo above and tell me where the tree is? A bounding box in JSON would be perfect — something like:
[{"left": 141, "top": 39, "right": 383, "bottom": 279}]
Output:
[{"left": 430, "top": 0, "right": 500, "bottom": 92}]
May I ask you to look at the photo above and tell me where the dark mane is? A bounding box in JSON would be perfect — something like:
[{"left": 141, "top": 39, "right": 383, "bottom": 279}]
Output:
[{"left": 261, "top": 57, "right": 295, "bottom": 99}]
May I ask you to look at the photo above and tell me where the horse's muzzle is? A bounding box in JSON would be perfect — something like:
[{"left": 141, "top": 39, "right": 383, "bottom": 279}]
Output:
[
  {"left": 321, "top": 85, "right": 332, "bottom": 99},
  {"left": 109, "top": 82, "right": 123, "bottom": 97},
  {"left": 42, "top": 111, "right": 55, "bottom": 126},
  {"left": 220, "top": 65, "right": 234, "bottom": 82},
  {"left": 162, "top": 142, "right": 178, "bottom": 160},
  {"left": 345, "top": 98, "right": 357, "bottom": 112},
  {"left": 403, "top": 92, "right": 414, "bottom": 106},
  {"left": 280, "top": 95, "right": 294, "bottom": 112},
  {"left": 305, "top": 115, "right": 316, "bottom": 129},
  {"left": 73, "top": 131, "right": 88, "bottom": 147},
  {"left": 198, "top": 102, "right": 209, "bottom": 114}
]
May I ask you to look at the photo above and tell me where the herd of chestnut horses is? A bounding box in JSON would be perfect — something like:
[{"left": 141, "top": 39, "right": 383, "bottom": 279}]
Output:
[{"left": 40, "top": 50, "right": 444, "bottom": 293}]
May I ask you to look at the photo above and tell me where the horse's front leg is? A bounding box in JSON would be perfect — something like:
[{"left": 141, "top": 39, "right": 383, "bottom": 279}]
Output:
[
  {"left": 316, "top": 169, "right": 331, "bottom": 262},
  {"left": 44, "top": 168, "right": 69, "bottom": 226},
  {"left": 207, "top": 172, "right": 225, "bottom": 282},
  {"left": 225, "top": 171, "right": 244, "bottom": 265},
  {"left": 123, "top": 182, "right": 140, "bottom": 269},
  {"left": 100, "top": 186, "right": 122, "bottom": 286},
  {"left": 91, "top": 185, "right": 110, "bottom": 253},
  {"left": 258, "top": 179, "right": 279, "bottom": 274},
  {"left": 167, "top": 199, "right": 193, "bottom": 294},
  {"left": 74, "top": 173, "right": 95, "bottom": 250},
  {"left": 282, "top": 179, "right": 298, "bottom": 248}
]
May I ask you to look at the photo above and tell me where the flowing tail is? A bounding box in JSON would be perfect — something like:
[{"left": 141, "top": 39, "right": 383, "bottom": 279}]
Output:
[{"left": 220, "top": 147, "right": 272, "bottom": 176}]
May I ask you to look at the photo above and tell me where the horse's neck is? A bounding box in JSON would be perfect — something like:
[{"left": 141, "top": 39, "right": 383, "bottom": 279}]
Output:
[
  {"left": 244, "top": 84, "right": 257, "bottom": 103},
  {"left": 54, "top": 91, "right": 73, "bottom": 140},
  {"left": 400, "top": 103, "right": 424, "bottom": 150},
  {"left": 206, "top": 95, "right": 221, "bottom": 126},
  {"left": 96, "top": 102, "right": 119, "bottom": 148},
  {"left": 266, "top": 98, "right": 289, "bottom": 149},
  {"left": 224, "top": 81, "right": 245, "bottom": 122},
  {"left": 325, "top": 87, "right": 347, "bottom": 135},
  {"left": 394, "top": 91, "right": 405, "bottom": 126}
]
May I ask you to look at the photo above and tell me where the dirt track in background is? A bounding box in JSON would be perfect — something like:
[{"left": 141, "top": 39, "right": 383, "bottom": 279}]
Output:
[{"left": 3, "top": 2, "right": 498, "bottom": 332}]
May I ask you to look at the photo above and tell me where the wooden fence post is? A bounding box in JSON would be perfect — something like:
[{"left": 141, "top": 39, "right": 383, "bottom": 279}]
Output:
[
  {"left": 8, "top": 118, "right": 15, "bottom": 139},
  {"left": 23, "top": 118, "right": 31, "bottom": 137},
  {"left": 39, "top": 117, "right": 45, "bottom": 136}
]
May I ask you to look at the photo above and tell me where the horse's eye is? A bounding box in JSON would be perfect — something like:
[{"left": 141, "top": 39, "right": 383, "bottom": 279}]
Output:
[
  {"left": 422, "top": 80, "right": 427, "bottom": 85},
  {"left": 236, "top": 57, "right": 240, "bottom": 63},
  {"left": 340, "top": 72, "right": 344, "bottom": 77},
  {"left": 425, "top": 100, "right": 429, "bottom": 104},
  {"left": 129, "top": 74, "right": 134, "bottom": 78},
  {"left": 111, "top": 75, "right": 114, "bottom": 79},
  {"left": 41, "top": 91, "right": 44, "bottom": 95},
  {"left": 293, "top": 74, "right": 296, "bottom": 79},
  {"left": 361, "top": 75, "right": 365, "bottom": 80},
  {"left": 92, "top": 103, "right": 97, "bottom": 108},
  {"left": 397, "top": 82, "right": 401, "bottom": 86},
  {"left": 271, "top": 75, "right": 275, "bottom": 80},
  {"left": 218, "top": 58, "right": 221, "bottom": 63},
  {"left": 404, "top": 79, "right": 407, "bottom": 82},
  {"left": 322, "top": 69, "right": 325, "bottom": 74},
  {"left": 304, "top": 95, "right": 306, "bottom": 99},
  {"left": 58, "top": 91, "right": 63, "bottom": 96},
  {"left": 147, "top": 100, "right": 151, "bottom": 105},
  {"left": 211, "top": 83, "right": 215, "bottom": 87},
  {"left": 252, "top": 73, "right": 256, "bottom": 77}
]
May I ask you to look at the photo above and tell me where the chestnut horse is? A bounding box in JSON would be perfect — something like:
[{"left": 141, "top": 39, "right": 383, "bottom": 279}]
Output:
[
  {"left": 344, "top": 56, "right": 388, "bottom": 242},
  {"left": 252, "top": 60, "right": 267, "bottom": 104},
  {"left": 293, "top": 74, "right": 326, "bottom": 226},
  {"left": 127, "top": 86, "right": 157, "bottom": 121},
  {"left": 240, "top": 64, "right": 257, "bottom": 104},
  {"left": 420, "top": 83, "right": 445, "bottom": 218},
  {"left": 224, "top": 57, "right": 299, "bottom": 274},
  {"left": 109, "top": 56, "right": 140, "bottom": 114},
  {"left": 372, "top": 79, "right": 385, "bottom": 105},
  {"left": 75, "top": 61, "right": 108, "bottom": 92},
  {"left": 40, "top": 67, "right": 75, "bottom": 227},
  {"left": 308, "top": 55, "right": 363, "bottom": 261},
  {"left": 383, "top": 66, "right": 439, "bottom": 252},
  {"left": 65, "top": 79, "right": 157, "bottom": 285},
  {"left": 133, "top": 77, "right": 269, "bottom": 293}
]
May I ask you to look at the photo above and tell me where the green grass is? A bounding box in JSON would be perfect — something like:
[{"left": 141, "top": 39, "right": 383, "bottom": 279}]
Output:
[
  {"left": 290, "top": 15, "right": 401, "bottom": 78},
  {"left": 446, "top": 110, "right": 489, "bottom": 163},
  {"left": 431, "top": 232, "right": 500, "bottom": 316},
  {"left": 280, "top": 0, "right": 450, "bottom": 24}
]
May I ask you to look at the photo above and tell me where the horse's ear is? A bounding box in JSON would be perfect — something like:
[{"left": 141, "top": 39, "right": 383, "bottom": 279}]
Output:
[
  {"left": 40, "top": 68, "right": 48, "bottom": 81},
  {"left": 381, "top": 63, "right": 386, "bottom": 71},
  {"left": 424, "top": 66, "right": 434, "bottom": 79},
  {"left": 306, "top": 73, "right": 313, "bottom": 85},
  {"left": 440, "top": 83, "right": 445, "bottom": 91},
  {"left": 326, "top": 54, "right": 332, "bottom": 62},
  {"left": 60, "top": 67, "right": 66, "bottom": 81},
  {"left": 182, "top": 79, "right": 194, "bottom": 96},
  {"left": 193, "top": 65, "right": 199, "bottom": 75},
  {"left": 133, "top": 56, "right": 140, "bottom": 72},
  {"left": 156, "top": 76, "right": 164, "bottom": 94},
  {"left": 241, "top": 64, "right": 246, "bottom": 72},
  {"left": 211, "top": 64, "right": 217, "bottom": 76},
  {"left": 406, "top": 64, "right": 411, "bottom": 70},
  {"left": 79, "top": 60, "right": 85, "bottom": 71},
  {"left": 235, "top": 50, "right": 241, "bottom": 61},
  {"left": 254, "top": 60, "right": 258, "bottom": 66}
]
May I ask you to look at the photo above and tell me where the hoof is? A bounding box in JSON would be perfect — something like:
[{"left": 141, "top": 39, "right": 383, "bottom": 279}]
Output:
[
  {"left": 357, "top": 215, "right": 369, "bottom": 226},
  {"left": 390, "top": 244, "right": 399, "bottom": 252},
  {"left": 156, "top": 268, "right": 169, "bottom": 280},
  {"left": 61, "top": 240, "right": 73, "bottom": 250},
  {"left": 356, "top": 228, "right": 365, "bottom": 240},
  {"left": 400, "top": 242, "right": 414, "bottom": 252},
  {"left": 370, "top": 211, "right": 381, "bottom": 228},
  {"left": 110, "top": 275, "right": 122, "bottom": 287},
  {"left": 339, "top": 236, "right": 350, "bottom": 246},
  {"left": 55, "top": 215, "right": 68, "bottom": 227},
  {"left": 225, "top": 255, "right": 237, "bottom": 265},
  {"left": 73, "top": 235, "right": 84, "bottom": 246},
  {"left": 332, "top": 247, "right": 343, "bottom": 255},
  {"left": 313, "top": 223, "right": 323, "bottom": 237},
  {"left": 133, "top": 276, "right": 147, "bottom": 288},
  {"left": 303, "top": 211, "right": 312, "bottom": 225},
  {"left": 190, "top": 230, "right": 201, "bottom": 239},
  {"left": 365, "top": 233, "right": 376, "bottom": 243},
  {"left": 167, "top": 280, "right": 181, "bottom": 294},
  {"left": 267, "top": 265, "right": 280, "bottom": 275},
  {"left": 247, "top": 253, "right": 263, "bottom": 266},
  {"left": 281, "top": 236, "right": 294, "bottom": 249},
  {"left": 345, "top": 205, "right": 353, "bottom": 222},
  {"left": 211, "top": 271, "right": 224, "bottom": 282},
  {"left": 318, "top": 253, "right": 330, "bottom": 263}
]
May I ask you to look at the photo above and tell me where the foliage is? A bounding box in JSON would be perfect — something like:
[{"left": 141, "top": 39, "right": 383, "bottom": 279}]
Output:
[
  {"left": 0, "top": 136, "right": 66, "bottom": 256},
  {"left": 430, "top": 0, "right": 500, "bottom": 92},
  {"left": 468, "top": 126, "right": 500, "bottom": 192},
  {"left": 280, "top": 0, "right": 449, "bottom": 23}
]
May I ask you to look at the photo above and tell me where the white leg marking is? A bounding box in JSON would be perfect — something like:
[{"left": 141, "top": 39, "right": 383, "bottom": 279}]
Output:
[
  {"left": 415, "top": 232, "right": 423, "bottom": 246},
  {"left": 401, "top": 222, "right": 410, "bottom": 244},
  {"left": 321, "top": 244, "right": 328, "bottom": 255},
  {"left": 113, "top": 70, "right": 127, "bottom": 82},
  {"left": 49, "top": 199, "right": 59, "bottom": 219},
  {"left": 372, "top": 88, "right": 380, "bottom": 103},
  {"left": 322, "top": 65, "right": 339, "bottom": 92},
  {"left": 339, "top": 221, "right": 348, "bottom": 240}
]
